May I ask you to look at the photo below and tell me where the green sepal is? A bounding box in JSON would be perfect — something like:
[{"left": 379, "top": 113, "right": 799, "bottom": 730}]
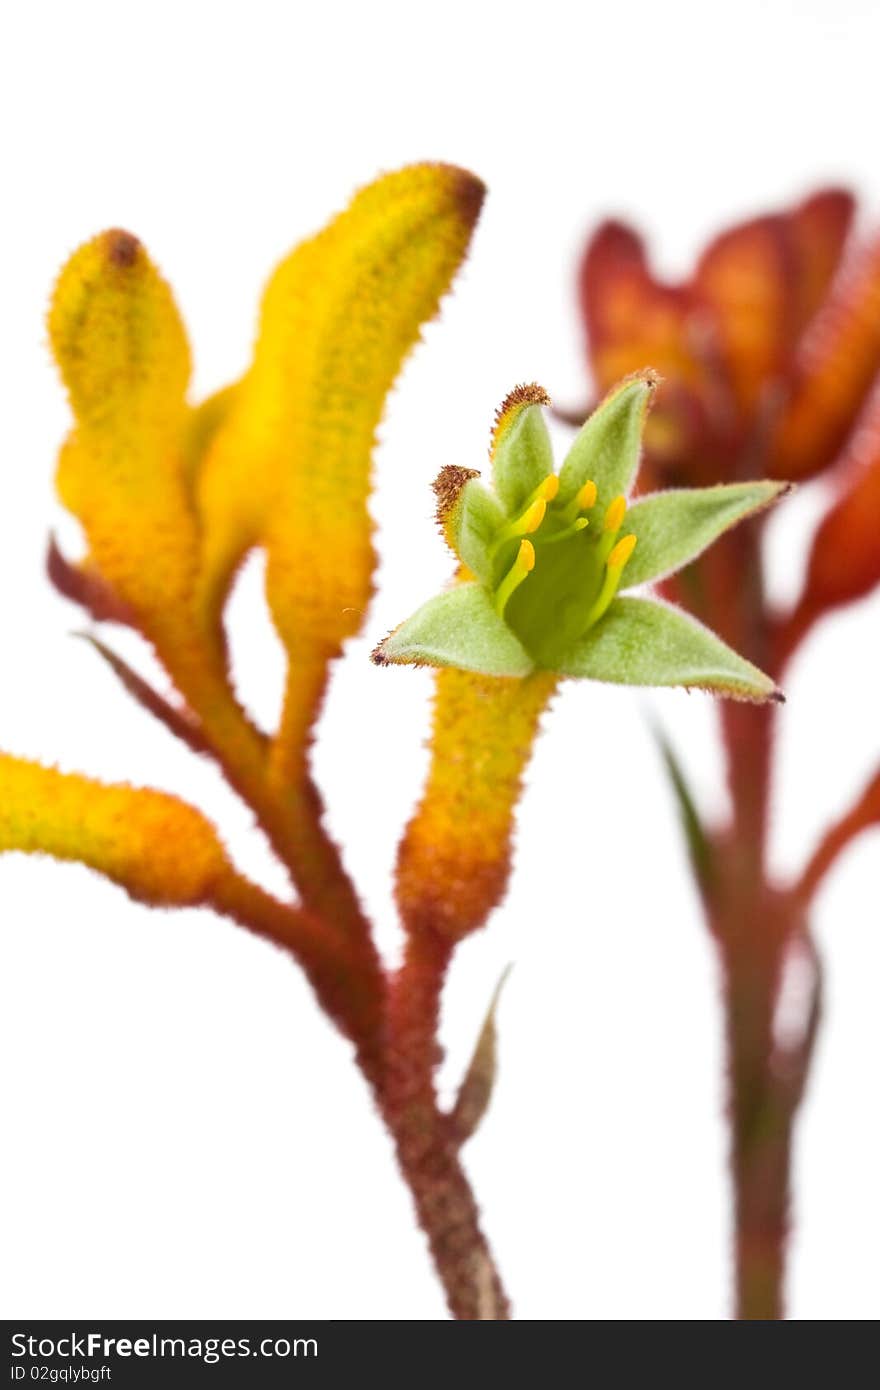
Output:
[
  {"left": 451, "top": 478, "right": 507, "bottom": 586},
  {"left": 372, "top": 583, "right": 535, "bottom": 676},
  {"left": 550, "top": 595, "right": 780, "bottom": 701},
  {"left": 492, "top": 400, "right": 554, "bottom": 513},
  {"left": 557, "top": 373, "right": 655, "bottom": 512},
  {"left": 620, "top": 481, "right": 790, "bottom": 590}
]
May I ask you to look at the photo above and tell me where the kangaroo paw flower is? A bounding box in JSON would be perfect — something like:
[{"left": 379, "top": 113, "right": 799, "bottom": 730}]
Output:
[{"left": 373, "top": 373, "right": 785, "bottom": 701}]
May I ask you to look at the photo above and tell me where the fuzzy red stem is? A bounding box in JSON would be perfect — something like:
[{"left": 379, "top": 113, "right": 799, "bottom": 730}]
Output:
[
  {"left": 704, "top": 516, "right": 825, "bottom": 1319},
  {"left": 381, "top": 931, "right": 510, "bottom": 1319}
]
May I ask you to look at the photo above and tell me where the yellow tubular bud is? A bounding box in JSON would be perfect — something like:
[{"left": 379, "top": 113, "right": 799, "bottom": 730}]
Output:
[
  {"left": 395, "top": 668, "right": 558, "bottom": 940},
  {"left": 0, "top": 754, "right": 228, "bottom": 908},
  {"left": 49, "top": 229, "right": 196, "bottom": 627},
  {"left": 197, "top": 163, "right": 486, "bottom": 658}
]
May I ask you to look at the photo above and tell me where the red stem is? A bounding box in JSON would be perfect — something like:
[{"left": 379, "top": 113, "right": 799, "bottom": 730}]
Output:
[
  {"left": 701, "top": 524, "right": 821, "bottom": 1320},
  {"left": 718, "top": 889, "right": 821, "bottom": 1320},
  {"left": 381, "top": 931, "right": 510, "bottom": 1319}
]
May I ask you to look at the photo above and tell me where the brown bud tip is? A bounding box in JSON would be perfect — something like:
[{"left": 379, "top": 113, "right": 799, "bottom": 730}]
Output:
[
  {"left": 497, "top": 383, "right": 551, "bottom": 417},
  {"left": 490, "top": 383, "right": 552, "bottom": 459},
  {"left": 771, "top": 688, "right": 786, "bottom": 704},
  {"left": 370, "top": 641, "right": 390, "bottom": 666},
  {"left": 623, "top": 366, "right": 663, "bottom": 392},
  {"left": 103, "top": 229, "right": 140, "bottom": 268},
  {"left": 446, "top": 167, "right": 487, "bottom": 225},
  {"left": 432, "top": 465, "right": 479, "bottom": 524}
]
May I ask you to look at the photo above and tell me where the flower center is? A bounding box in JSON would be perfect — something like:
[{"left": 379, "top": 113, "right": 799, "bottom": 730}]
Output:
[{"left": 493, "top": 479, "right": 637, "bottom": 666}]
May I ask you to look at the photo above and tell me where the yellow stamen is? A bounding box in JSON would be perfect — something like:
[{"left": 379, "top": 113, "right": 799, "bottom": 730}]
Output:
[
  {"left": 536, "top": 475, "right": 560, "bottom": 503},
  {"left": 493, "top": 496, "right": 547, "bottom": 552},
  {"left": 604, "top": 495, "right": 626, "bottom": 532},
  {"left": 519, "top": 538, "right": 536, "bottom": 571},
  {"left": 519, "top": 497, "right": 547, "bottom": 534},
  {"left": 561, "top": 477, "right": 598, "bottom": 525},
  {"left": 576, "top": 480, "right": 597, "bottom": 511},
  {"left": 583, "top": 532, "right": 636, "bottom": 630},
  {"left": 607, "top": 533, "right": 637, "bottom": 569},
  {"left": 495, "top": 539, "right": 535, "bottom": 615}
]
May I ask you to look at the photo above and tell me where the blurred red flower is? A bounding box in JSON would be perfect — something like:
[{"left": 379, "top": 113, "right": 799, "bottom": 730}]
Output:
[
  {"left": 569, "top": 187, "right": 880, "bottom": 1320},
  {"left": 576, "top": 189, "right": 880, "bottom": 652}
]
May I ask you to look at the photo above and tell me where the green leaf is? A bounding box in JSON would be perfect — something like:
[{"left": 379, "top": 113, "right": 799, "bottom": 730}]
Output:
[
  {"left": 557, "top": 373, "right": 655, "bottom": 513},
  {"left": 372, "top": 583, "right": 534, "bottom": 676},
  {"left": 620, "top": 481, "right": 790, "bottom": 589},
  {"left": 649, "top": 721, "right": 716, "bottom": 890},
  {"left": 492, "top": 395, "right": 554, "bottom": 513},
  {"left": 450, "top": 964, "right": 512, "bottom": 1146},
  {"left": 452, "top": 478, "right": 507, "bottom": 585},
  {"left": 551, "top": 595, "right": 780, "bottom": 701}
]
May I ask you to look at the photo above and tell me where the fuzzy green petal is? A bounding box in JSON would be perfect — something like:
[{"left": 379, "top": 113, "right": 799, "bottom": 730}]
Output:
[
  {"left": 557, "top": 374, "right": 655, "bottom": 512},
  {"left": 492, "top": 401, "right": 554, "bottom": 513},
  {"left": 620, "top": 481, "right": 790, "bottom": 589},
  {"left": 550, "top": 595, "right": 779, "bottom": 701},
  {"left": 452, "top": 478, "right": 507, "bottom": 586},
  {"left": 373, "top": 583, "right": 535, "bottom": 676}
]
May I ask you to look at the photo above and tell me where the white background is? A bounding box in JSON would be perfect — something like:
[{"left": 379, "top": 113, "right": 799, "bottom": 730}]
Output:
[{"left": 1, "top": 0, "right": 878, "bottom": 1320}]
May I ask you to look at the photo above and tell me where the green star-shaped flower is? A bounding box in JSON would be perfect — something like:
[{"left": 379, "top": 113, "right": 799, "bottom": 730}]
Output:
[{"left": 372, "top": 373, "right": 786, "bottom": 701}]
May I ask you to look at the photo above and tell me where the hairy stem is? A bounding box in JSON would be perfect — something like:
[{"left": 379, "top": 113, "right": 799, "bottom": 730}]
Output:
[
  {"left": 721, "top": 908, "right": 821, "bottom": 1320},
  {"left": 722, "top": 925, "right": 787, "bottom": 1320},
  {"left": 641, "top": 517, "right": 813, "bottom": 1319},
  {"left": 692, "top": 519, "right": 820, "bottom": 1320},
  {"left": 267, "top": 658, "right": 373, "bottom": 942},
  {"left": 379, "top": 670, "right": 556, "bottom": 1316},
  {"left": 382, "top": 932, "right": 510, "bottom": 1319}
]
